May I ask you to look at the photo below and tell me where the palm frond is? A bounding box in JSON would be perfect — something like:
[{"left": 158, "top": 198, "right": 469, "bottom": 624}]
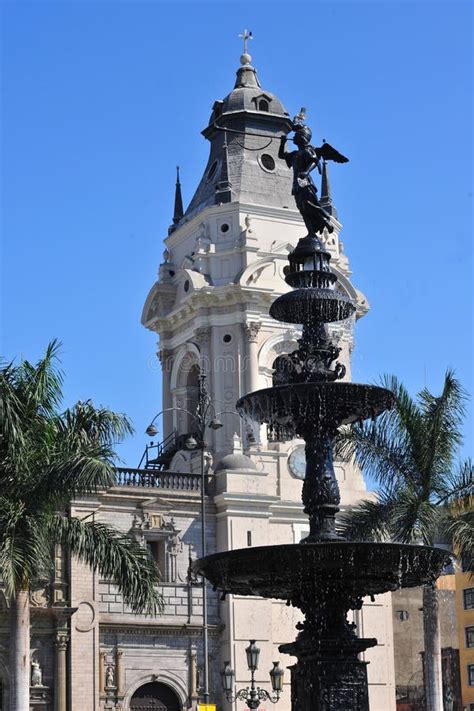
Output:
[
  {"left": 418, "top": 370, "right": 466, "bottom": 479},
  {"left": 444, "top": 508, "right": 474, "bottom": 573},
  {"left": 0, "top": 500, "right": 51, "bottom": 599},
  {"left": 0, "top": 362, "right": 26, "bottom": 465},
  {"left": 334, "top": 414, "right": 413, "bottom": 490},
  {"left": 28, "top": 453, "right": 116, "bottom": 512},
  {"left": 338, "top": 494, "right": 394, "bottom": 541},
  {"left": 59, "top": 400, "right": 133, "bottom": 446},
  {"left": 437, "top": 459, "right": 473, "bottom": 505},
  {"left": 16, "top": 340, "right": 64, "bottom": 417},
  {"left": 389, "top": 491, "right": 440, "bottom": 545},
  {"left": 49, "top": 514, "right": 164, "bottom": 615}
]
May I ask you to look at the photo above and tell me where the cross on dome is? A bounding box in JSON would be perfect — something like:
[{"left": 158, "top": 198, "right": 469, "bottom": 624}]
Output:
[{"left": 238, "top": 28, "right": 253, "bottom": 65}]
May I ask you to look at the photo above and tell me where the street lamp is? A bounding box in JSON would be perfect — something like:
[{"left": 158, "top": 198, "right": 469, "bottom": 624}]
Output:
[
  {"left": 145, "top": 422, "right": 158, "bottom": 438},
  {"left": 145, "top": 371, "right": 226, "bottom": 705},
  {"left": 221, "top": 640, "right": 284, "bottom": 709}
]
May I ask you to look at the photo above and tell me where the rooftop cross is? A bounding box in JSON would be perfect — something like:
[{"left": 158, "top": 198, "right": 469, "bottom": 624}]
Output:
[{"left": 238, "top": 29, "right": 253, "bottom": 55}]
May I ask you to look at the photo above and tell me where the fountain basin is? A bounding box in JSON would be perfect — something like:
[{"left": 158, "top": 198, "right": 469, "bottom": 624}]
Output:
[
  {"left": 193, "top": 542, "right": 450, "bottom": 601},
  {"left": 270, "top": 288, "right": 355, "bottom": 324},
  {"left": 237, "top": 382, "right": 394, "bottom": 436}
]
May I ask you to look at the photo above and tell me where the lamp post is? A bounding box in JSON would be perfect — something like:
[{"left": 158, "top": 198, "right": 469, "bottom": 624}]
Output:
[
  {"left": 221, "top": 640, "right": 284, "bottom": 709},
  {"left": 182, "top": 372, "right": 222, "bottom": 705},
  {"left": 145, "top": 371, "right": 224, "bottom": 705}
]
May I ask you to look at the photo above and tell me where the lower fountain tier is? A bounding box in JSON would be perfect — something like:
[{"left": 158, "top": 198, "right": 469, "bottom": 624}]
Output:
[
  {"left": 237, "top": 382, "right": 394, "bottom": 436},
  {"left": 269, "top": 288, "right": 355, "bottom": 324},
  {"left": 193, "top": 542, "right": 449, "bottom": 601}
]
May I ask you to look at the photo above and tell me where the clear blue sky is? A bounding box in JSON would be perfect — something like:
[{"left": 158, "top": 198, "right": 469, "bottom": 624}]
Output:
[{"left": 2, "top": 0, "right": 472, "bottom": 469}]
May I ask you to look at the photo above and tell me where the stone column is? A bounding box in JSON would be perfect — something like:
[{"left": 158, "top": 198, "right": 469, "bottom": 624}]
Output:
[
  {"left": 189, "top": 646, "right": 199, "bottom": 705},
  {"left": 243, "top": 322, "right": 262, "bottom": 446},
  {"left": 244, "top": 322, "right": 261, "bottom": 394},
  {"left": 99, "top": 652, "right": 106, "bottom": 695},
  {"left": 55, "top": 635, "right": 68, "bottom": 711},
  {"left": 116, "top": 648, "right": 124, "bottom": 697},
  {"left": 158, "top": 348, "right": 174, "bottom": 439}
]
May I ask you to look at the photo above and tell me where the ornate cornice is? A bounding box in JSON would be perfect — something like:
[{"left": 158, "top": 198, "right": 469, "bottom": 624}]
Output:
[{"left": 100, "top": 623, "right": 223, "bottom": 638}]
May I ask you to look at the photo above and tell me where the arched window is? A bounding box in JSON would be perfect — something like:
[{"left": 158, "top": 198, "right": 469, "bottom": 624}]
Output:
[
  {"left": 174, "top": 356, "right": 200, "bottom": 437},
  {"left": 186, "top": 364, "right": 200, "bottom": 430},
  {"left": 258, "top": 99, "right": 269, "bottom": 112}
]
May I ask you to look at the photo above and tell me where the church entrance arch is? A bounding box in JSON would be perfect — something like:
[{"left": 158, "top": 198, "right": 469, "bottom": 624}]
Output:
[{"left": 130, "top": 681, "right": 181, "bottom": 711}]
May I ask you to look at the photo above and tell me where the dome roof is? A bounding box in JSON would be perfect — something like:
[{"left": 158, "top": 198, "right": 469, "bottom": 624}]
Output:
[
  {"left": 220, "top": 57, "right": 288, "bottom": 117},
  {"left": 215, "top": 453, "right": 257, "bottom": 472},
  {"left": 183, "top": 50, "right": 293, "bottom": 221}
]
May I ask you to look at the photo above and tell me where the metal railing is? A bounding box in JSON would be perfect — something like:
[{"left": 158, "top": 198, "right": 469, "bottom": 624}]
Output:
[{"left": 115, "top": 467, "right": 202, "bottom": 491}]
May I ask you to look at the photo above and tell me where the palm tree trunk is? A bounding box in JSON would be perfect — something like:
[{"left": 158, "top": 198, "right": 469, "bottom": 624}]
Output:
[
  {"left": 11, "top": 588, "right": 30, "bottom": 711},
  {"left": 423, "top": 582, "right": 443, "bottom": 711}
]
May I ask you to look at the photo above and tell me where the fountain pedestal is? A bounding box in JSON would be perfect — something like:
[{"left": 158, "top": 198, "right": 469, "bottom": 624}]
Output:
[{"left": 280, "top": 591, "right": 376, "bottom": 711}]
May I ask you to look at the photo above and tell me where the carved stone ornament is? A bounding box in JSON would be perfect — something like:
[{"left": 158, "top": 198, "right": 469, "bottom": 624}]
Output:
[
  {"left": 30, "top": 580, "right": 51, "bottom": 608},
  {"left": 194, "top": 326, "right": 211, "bottom": 345},
  {"left": 244, "top": 321, "right": 261, "bottom": 343}
]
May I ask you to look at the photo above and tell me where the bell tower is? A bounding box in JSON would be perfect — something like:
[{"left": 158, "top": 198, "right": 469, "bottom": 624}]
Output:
[
  {"left": 142, "top": 41, "right": 395, "bottom": 711},
  {"left": 142, "top": 46, "right": 366, "bottom": 480}
]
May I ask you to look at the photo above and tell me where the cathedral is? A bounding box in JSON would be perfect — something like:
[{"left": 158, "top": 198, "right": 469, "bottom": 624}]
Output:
[{"left": 0, "top": 42, "right": 396, "bottom": 711}]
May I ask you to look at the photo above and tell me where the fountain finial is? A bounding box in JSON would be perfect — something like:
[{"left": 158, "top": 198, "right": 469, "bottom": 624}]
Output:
[{"left": 278, "top": 110, "right": 348, "bottom": 236}]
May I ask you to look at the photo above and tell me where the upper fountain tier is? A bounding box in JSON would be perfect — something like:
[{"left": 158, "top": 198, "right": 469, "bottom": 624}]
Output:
[
  {"left": 237, "top": 232, "right": 393, "bottom": 443},
  {"left": 270, "top": 234, "right": 355, "bottom": 324}
]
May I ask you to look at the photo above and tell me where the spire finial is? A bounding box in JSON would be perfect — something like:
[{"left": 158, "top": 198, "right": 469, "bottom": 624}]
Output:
[
  {"left": 238, "top": 29, "right": 253, "bottom": 66},
  {"left": 172, "top": 165, "right": 184, "bottom": 227},
  {"left": 320, "top": 160, "right": 337, "bottom": 219}
]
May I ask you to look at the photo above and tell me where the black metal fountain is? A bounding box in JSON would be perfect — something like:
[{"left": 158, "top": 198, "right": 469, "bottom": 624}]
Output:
[{"left": 193, "top": 113, "right": 449, "bottom": 710}]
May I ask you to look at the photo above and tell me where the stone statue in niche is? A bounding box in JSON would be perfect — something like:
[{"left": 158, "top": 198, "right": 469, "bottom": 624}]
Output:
[
  {"left": 169, "top": 533, "right": 184, "bottom": 582},
  {"left": 105, "top": 665, "right": 115, "bottom": 688},
  {"left": 31, "top": 660, "right": 43, "bottom": 687}
]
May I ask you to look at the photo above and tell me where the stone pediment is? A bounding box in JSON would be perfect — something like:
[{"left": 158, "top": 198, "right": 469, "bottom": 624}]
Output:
[
  {"left": 239, "top": 257, "right": 287, "bottom": 291},
  {"left": 142, "top": 283, "right": 176, "bottom": 325}
]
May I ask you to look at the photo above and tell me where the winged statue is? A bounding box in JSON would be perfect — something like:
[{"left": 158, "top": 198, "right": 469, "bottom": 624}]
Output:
[{"left": 279, "top": 109, "right": 349, "bottom": 236}]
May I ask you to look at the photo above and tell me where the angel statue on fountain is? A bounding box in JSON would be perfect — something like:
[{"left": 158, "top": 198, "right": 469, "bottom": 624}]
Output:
[{"left": 279, "top": 108, "right": 348, "bottom": 236}]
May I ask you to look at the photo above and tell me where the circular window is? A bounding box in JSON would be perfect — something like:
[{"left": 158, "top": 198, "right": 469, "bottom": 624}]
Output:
[
  {"left": 184, "top": 280, "right": 190, "bottom": 292},
  {"left": 220, "top": 223, "right": 230, "bottom": 233},
  {"left": 206, "top": 160, "right": 218, "bottom": 181},
  {"left": 223, "top": 334, "right": 232, "bottom": 343},
  {"left": 260, "top": 154, "right": 276, "bottom": 172}
]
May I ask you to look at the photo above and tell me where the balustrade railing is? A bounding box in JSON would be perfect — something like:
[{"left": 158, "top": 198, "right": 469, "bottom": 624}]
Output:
[{"left": 115, "top": 467, "right": 202, "bottom": 491}]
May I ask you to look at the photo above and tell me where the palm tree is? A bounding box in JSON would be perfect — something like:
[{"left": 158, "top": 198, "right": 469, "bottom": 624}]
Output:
[
  {"left": 0, "top": 341, "right": 163, "bottom": 711},
  {"left": 335, "top": 370, "right": 473, "bottom": 711}
]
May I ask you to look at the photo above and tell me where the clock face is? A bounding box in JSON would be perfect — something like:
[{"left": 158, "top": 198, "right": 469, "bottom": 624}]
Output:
[{"left": 288, "top": 446, "right": 306, "bottom": 480}]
